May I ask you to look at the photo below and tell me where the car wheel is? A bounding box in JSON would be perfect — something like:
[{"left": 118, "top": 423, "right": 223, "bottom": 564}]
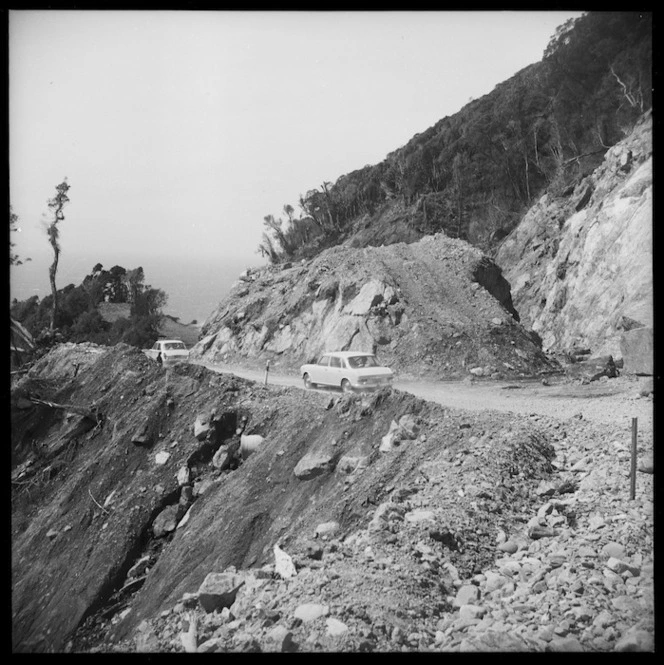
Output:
[
  {"left": 303, "top": 373, "right": 315, "bottom": 390},
  {"left": 341, "top": 379, "right": 353, "bottom": 393}
]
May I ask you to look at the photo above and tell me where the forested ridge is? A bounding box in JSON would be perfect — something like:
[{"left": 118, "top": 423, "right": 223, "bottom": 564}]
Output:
[{"left": 259, "top": 11, "right": 652, "bottom": 262}]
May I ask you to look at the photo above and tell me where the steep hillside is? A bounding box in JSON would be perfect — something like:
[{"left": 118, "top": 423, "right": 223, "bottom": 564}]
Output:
[
  {"left": 11, "top": 344, "right": 654, "bottom": 653},
  {"left": 495, "top": 112, "right": 652, "bottom": 359},
  {"left": 260, "top": 12, "right": 651, "bottom": 262},
  {"left": 193, "top": 234, "right": 557, "bottom": 380}
]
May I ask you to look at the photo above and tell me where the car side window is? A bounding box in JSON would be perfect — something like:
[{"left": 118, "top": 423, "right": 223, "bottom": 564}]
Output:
[
  {"left": 318, "top": 355, "right": 330, "bottom": 366},
  {"left": 330, "top": 356, "right": 342, "bottom": 368},
  {"left": 153, "top": 342, "right": 160, "bottom": 350}
]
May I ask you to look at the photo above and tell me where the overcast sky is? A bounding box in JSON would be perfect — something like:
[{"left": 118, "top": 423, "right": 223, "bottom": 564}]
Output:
[{"left": 9, "top": 9, "right": 582, "bottom": 300}]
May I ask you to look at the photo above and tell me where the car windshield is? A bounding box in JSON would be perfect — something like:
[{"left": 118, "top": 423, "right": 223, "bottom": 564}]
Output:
[
  {"left": 164, "top": 342, "right": 186, "bottom": 350},
  {"left": 347, "top": 355, "right": 379, "bottom": 369}
]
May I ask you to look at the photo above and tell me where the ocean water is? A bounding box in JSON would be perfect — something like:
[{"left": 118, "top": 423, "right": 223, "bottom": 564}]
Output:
[{"left": 9, "top": 253, "right": 265, "bottom": 326}]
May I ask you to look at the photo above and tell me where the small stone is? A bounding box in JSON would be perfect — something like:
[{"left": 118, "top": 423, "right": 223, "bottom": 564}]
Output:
[
  {"left": 212, "top": 445, "right": 232, "bottom": 470},
  {"left": 264, "top": 625, "right": 297, "bottom": 652},
  {"left": 538, "top": 626, "right": 555, "bottom": 642},
  {"left": 154, "top": 451, "right": 170, "bottom": 465},
  {"left": 611, "top": 595, "right": 641, "bottom": 612},
  {"left": 614, "top": 628, "right": 654, "bottom": 652},
  {"left": 498, "top": 541, "right": 518, "bottom": 554},
  {"left": 326, "top": 617, "right": 349, "bottom": 637},
  {"left": 528, "top": 525, "right": 558, "bottom": 540},
  {"left": 274, "top": 544, "right": 297, "bottom": 579},
  {"left": 152, "top": 505, "right": 181, "bottom": 538},
  {"left": 536, "top": 480, "right": 557, "bottom": 497},
  {"left": 546, "top": 636, "right": 584, "bottom": 652},
  {"left": 404, "top": 509, "right": 436, "bottom": 523},
  {"left": 601, "top": 542, "right": 626, "bottom": 559},
  {"left": 606, "top": 558, "right": 640, "bottom": 576},
  {"left": 454, "top": 584, "right": 479, "bottom": 607},
  {"left": 293, "top": 603, "right": 329, "bottom": 622},
  {"left": 197, "top": 638, "right": 224, "bottom": 653},
  {"left": 458, "top": 604, "right": 486, "bottom": 620},
  {"left": 315, "top": 521, "right": 340, "bottom": 538},
  {"left": 176, "top": 466, "right": 190, "bottom": 486},
  {"left": 637, "top": 455, "right": 654, "bottom": 474},
  {"left": 548, "top": 554, "right": 566, "bottom": 569},
  {"left": 294, "top": 453, "right": 334, "bottom": 479}
]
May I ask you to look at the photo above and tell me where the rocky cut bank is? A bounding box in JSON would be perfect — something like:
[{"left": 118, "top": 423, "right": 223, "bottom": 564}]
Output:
[
  {"left": 495, "top": 112, "right": 653, "bottom": 372},
  {"left": 192, "top": 234, "right": 558, "bottom": 381}
]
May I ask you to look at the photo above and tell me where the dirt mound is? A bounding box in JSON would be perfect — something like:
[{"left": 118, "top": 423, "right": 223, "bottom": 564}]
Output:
[
  {"left": 11, "top": 343, "right": 653, "bottom": 653},
  {"left": 194, "top": 234, "right": 558, "bottom": 381}
]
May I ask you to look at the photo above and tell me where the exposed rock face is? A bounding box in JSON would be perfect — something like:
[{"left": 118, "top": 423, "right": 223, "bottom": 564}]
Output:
[
  {"left": 495, "top": 112, "right": 653, "bottom": 362},
  {"left": 620, "top": 327, "right": 653, "bottom": 376},
  {"left": 193, "top": 234, "right": 557, "bottom": 380}
]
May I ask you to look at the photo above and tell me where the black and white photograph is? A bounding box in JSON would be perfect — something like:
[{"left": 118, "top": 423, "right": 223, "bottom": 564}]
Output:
[{"left": 9, "top": 9, "right": 653, "bottom": 653}]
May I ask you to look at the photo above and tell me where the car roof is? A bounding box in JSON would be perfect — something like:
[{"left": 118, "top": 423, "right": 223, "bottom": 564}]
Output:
[
  {"left": 322, "top": 351, "right": 375, "bottom": 358},
  {"left": 160, "top": 339, "right": 185, "bottom": 344}
]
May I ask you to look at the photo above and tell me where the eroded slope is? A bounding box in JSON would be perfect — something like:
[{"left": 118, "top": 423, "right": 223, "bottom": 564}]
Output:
[{"left": 193, "top": 235, "right": 557, "bottom": 380}]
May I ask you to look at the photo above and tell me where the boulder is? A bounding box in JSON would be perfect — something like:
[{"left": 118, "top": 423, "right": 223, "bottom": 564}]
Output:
[
  {"left": 343, "top": 279, "right": 394, "bottom": 316},
  {"left": 273, "top": 544, "right": 297, "bottom": 579},
  {"left": 154, "top": 451, "right": 170, "bottom": 466},
  {"left": 454, "top": 584, "right": 479, "bottom": 607},
  {"left": 212, "top": 445, "right": 232, "bottom": 470},
  {"left": 263, "top": 625, "right": 297, "bottom": 652},
  {"left": 176, "top": 466, "right": 191, "bottom": 486},
  {"left": 293, "top": 603, "right": 329, "bottom": 622},
  {"left": 197, "top": 572, "right": 245, "bottom": 613},
  {"left": 614, "top": 628, "right": 654, "bottom": 652},
  {"left": 315, "top": 521, "right": 340, "bottom": 538},
  {"left": 240, "top": 434, "right": 264, "bottom": 460},
  {"left": 379, "top": 416, "right": 418, "bottom": 452},
  {"left": 193, "top": 414, "right": 212, "bottom": 441},
  {"left": 620, "top": 327, "right": 653, "bottom": 375},
  {"left": 131, "top": 421, "right": 153, "bottom": 447},
  {"left": 152, "top": 505, "right": 182, "bottom": 538},
  {"left": 294, "top": 453, "right": 334, "bottom": 480},
  {"left": 326, "top": 617, "right": 349, "bottom": 637}
]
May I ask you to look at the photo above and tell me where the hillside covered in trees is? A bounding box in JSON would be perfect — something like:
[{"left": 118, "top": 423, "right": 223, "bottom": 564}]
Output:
[{"left": 258, "top": 12, "right": 651, "bottom": 263}]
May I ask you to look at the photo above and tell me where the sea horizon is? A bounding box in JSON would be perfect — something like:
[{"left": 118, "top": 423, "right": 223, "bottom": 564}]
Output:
[{"left": 10, "top": 252, "right": 265, "bottom": 326}]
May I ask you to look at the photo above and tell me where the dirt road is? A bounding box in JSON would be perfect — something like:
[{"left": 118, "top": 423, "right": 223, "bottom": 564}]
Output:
[{"left": 194, "top": 361, "right": 654, "bottom": 437}]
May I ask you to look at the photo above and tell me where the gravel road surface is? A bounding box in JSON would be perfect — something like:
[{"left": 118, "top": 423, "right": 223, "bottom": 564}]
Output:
[{"left": 195, "top": 361, "right": 653, "bottom": 437}]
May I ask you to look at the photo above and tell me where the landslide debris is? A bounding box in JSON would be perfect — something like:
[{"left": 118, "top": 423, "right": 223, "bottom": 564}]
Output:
[
  {"left": 193, "top": 234, "right": 558, "bottom": 381},
  {"left": 11, "top": 343, "right": 654, "bottom": 653}
]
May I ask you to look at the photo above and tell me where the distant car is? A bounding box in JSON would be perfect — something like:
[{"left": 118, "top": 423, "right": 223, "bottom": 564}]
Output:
[
  {"left": 300, "top": 351, "right": 394, "bottom": 392},
  {"left": 145, "top": 339, "right": 189, "bottom": 365}
]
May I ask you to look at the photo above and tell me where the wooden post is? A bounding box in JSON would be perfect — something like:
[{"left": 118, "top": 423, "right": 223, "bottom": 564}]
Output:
[
  {"left": 264, "top": 359, "right": 270, "bottom": 385},
  {"left": 630, "top": 417, "right": 638, "bottom": 500}
]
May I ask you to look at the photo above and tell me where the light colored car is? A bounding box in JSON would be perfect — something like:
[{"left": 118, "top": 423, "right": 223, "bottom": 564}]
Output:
[
  {"left": 145, "top": 339, "right": 189, "bottom": 365},
  {"left": 300, "top": 351, "right": 394, "bottom": 392}
]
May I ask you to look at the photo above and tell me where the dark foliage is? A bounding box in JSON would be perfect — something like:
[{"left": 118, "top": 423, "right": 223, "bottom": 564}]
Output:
[{"left": 10, "top": 264, "right": 169, "bottom": 354}]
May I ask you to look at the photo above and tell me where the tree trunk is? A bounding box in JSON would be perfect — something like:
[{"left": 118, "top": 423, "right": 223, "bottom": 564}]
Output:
[{"left": 49, "top": 248, "right": 60, "bottom": 331}]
